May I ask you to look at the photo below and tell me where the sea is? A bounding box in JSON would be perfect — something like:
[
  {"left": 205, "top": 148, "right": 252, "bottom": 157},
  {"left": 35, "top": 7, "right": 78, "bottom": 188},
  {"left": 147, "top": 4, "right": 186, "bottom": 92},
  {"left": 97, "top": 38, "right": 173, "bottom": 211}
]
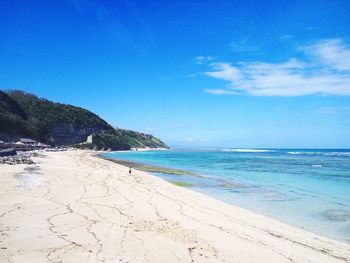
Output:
[{"left": 102, "top": 148, "right": 350, "bottom": 243}]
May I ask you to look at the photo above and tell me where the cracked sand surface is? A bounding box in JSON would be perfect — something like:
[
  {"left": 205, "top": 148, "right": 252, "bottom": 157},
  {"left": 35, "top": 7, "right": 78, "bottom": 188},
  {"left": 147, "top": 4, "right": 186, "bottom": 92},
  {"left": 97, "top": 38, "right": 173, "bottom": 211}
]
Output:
[{"left": 0, "top": 150, "right": 349, "bottom": 263}]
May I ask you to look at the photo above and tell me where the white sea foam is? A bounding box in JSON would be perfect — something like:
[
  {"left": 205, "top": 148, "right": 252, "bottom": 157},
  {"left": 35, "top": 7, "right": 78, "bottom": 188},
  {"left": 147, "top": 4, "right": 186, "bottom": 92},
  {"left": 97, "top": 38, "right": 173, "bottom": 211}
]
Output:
[
  {"left": 222, "top": 149, "right": 272, "bottom": 153},
  {"left": 325, "top": 152, "right": 350, "bottom": 156},
  {"left": 288, "top": 151, "right": 324, "bottom": 155},
  {"left": 287, "top": 151, "right": 350, "bottom": 157}
]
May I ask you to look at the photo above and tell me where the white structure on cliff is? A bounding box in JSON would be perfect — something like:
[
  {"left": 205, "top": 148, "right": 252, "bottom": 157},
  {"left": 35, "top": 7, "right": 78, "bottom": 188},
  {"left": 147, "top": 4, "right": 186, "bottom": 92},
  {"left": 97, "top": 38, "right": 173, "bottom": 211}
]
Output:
[{"left": 86, "top": 135, "right": 93, "bottom": 144}]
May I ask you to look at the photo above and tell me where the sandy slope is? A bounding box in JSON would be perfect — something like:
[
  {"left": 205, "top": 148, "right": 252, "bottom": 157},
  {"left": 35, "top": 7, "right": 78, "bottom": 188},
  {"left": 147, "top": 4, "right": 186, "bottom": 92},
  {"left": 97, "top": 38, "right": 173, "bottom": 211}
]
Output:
[{"left": 0, "top": 150, "right": 349, "bottom": 263}]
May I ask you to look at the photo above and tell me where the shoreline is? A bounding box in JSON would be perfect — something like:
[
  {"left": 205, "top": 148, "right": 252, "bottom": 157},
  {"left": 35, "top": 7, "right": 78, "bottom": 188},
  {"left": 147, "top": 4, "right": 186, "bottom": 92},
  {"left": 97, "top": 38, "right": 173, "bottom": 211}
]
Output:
[
  {"left": 98, "top": 155, "right": 200, "bottom": 177},
  {"left": 0, "top": 150, "right": 349, "bottom": 262},
  {"left": 110, "top": 147, "right": 170, "bottom": 153},
  {"left": 100, "top": 149, "right": 350, "bottom": 244}
]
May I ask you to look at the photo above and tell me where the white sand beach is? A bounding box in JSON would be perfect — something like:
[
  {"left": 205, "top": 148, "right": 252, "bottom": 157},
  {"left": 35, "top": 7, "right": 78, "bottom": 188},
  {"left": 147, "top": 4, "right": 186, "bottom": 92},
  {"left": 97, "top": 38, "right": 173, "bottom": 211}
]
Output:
[{"left": 0, "top": 150, "right": 349, "bottom": 263}]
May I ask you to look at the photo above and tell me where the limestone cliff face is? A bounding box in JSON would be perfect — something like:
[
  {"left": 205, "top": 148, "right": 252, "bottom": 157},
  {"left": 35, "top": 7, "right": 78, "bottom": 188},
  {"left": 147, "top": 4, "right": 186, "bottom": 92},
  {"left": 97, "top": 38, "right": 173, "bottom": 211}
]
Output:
[{"left": 48, "top": 123, "right": 107, "bottom": 146}]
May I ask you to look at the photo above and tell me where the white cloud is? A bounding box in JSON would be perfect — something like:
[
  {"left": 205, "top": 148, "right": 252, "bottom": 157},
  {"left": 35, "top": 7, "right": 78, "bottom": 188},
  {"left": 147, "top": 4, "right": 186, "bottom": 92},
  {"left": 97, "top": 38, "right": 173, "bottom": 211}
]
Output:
[
  {"left": 202, "top": 39, "right": 350, "bottom": 96},
  {"left": 204, "top": 88, "right": 238, "bottom": 95},
  {"left": 205, "top": 62, "right": 242, "bottom": 82},
  {"left": 194, "top": 56, "right": 216, "bottom": 64},
  {"left": 301, "top": 39, "right": 350, "bottom": 71}
]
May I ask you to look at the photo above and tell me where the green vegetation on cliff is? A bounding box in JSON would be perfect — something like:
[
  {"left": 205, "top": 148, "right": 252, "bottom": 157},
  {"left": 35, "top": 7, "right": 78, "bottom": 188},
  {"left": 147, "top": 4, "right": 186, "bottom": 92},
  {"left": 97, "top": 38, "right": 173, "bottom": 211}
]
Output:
[
  {"left": 75, "top": 128, "right": 168, "bottom": 151},
  {"left": 8, "top": 90, "right": 112, "bottom": 129},
  {"left": 0, "top": 90, "right": 111, "bottom": 142},
  {"left": 114, "top": 128, "right": 168, "bottom": 149},
  {"left": 0, "top": 90, "right": 168, "bottom": 150},
  {"left": 0, "top": 90, "right": 46, "bottom": 140}
]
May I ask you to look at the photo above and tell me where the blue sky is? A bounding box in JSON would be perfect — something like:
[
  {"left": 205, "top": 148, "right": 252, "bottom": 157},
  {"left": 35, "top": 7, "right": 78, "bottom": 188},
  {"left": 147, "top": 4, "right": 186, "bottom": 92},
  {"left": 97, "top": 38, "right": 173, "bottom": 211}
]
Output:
[{"left": 1, "top": 0, "right": 350, "bottom": 148}]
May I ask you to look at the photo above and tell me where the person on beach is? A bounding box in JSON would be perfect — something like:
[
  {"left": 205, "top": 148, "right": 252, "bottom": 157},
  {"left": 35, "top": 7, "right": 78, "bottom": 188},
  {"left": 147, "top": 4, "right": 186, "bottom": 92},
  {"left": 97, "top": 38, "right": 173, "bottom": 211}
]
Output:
[{"left": 129, "top": 167, "right": 132, "bottom": 175}]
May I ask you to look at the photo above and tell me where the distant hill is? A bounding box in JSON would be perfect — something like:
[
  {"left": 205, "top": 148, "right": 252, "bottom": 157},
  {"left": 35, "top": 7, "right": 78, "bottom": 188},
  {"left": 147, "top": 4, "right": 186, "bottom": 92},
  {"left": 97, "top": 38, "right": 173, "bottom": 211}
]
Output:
[
  {"left": 76, "top": 128, "right": 168, "bottom": 151},
  {"left": 0, "top": 90, "right": 168, "bottom": 150}
]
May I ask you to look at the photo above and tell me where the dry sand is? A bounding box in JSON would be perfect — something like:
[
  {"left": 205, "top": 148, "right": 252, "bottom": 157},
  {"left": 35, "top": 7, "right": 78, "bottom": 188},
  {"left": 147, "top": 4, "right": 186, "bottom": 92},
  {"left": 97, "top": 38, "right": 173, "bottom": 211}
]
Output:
[{"left": 0, "top": 150, "right": 349, "bottom": 263}]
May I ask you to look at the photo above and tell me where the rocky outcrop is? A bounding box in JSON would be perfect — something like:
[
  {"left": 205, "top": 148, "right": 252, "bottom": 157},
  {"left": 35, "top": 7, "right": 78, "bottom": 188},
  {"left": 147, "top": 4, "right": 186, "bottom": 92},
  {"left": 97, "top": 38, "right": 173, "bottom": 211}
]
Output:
[
  {"left": 49, "top": 123, "right": 106, "bottom": 146},
  {"left": 0, "top": 148, "right": 16, "bottom": 157},
  {"left": 0, "top": 150, "right": 38, "bottom": 165}
]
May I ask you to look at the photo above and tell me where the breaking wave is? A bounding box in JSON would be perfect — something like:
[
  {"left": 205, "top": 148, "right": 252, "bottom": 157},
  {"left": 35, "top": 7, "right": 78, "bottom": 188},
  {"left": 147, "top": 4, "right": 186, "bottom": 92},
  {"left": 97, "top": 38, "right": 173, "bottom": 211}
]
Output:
[
  {"left": 221, "top": 149, "right": 273, "bottom": 153},
  {"left": 287, "top": 151, "right": 350, "bottom": 157}
]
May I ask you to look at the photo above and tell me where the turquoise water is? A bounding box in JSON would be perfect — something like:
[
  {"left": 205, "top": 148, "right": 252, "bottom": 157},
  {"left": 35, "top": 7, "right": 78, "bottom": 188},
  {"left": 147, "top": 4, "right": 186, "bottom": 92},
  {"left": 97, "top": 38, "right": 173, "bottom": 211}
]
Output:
[{"left": 102, "top": 149, "right": 350, "bottom": 243}]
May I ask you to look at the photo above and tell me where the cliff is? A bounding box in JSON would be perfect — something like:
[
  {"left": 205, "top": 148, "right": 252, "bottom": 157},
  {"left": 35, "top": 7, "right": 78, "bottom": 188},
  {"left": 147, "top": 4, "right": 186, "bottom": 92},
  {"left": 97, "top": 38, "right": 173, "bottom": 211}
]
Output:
[
  {"left": 0, "top": 90, "right": 168, "bottom": 150},
  {"left": 49, "top": 123, "right": 109, "bottom": 146}
]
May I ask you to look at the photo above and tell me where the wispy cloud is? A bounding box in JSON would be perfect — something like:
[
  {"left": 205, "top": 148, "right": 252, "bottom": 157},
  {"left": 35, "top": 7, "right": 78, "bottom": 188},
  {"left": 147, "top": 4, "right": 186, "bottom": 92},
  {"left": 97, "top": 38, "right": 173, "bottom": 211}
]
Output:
[
  {"left": 306, "top": 26, "right": 317, "bottom": 31},
  {"left": 301, "top": 39, "right": 350, "bottom": 71},
  {"left": 313, "top": 107, "right": 350, "bottom": 114},
  {"left": 64, "top": 0, "right": 154, "bottom": 50},
  {"left": 194, "top": 56, "right": 216, "bottom": 64},
  {"left": 204, "top": 88, "right": 238, "bottom": 95},
  {"left": 229, "top": 39, "right": 259, "bottom": 53},
  {"left": 280, "top": 34, "right": 294, "bottom": 40},
  {"left": 201, "top": 39, "right": 350, "bottom": 96}
]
